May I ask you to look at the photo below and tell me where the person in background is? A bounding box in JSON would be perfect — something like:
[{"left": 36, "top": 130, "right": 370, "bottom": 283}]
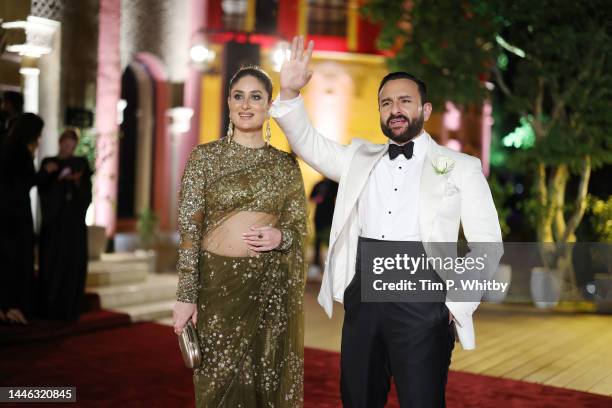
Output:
[
  {"left": 0, "top": 113, "right": 44, "bottom": 325},
  {"left": 0, "top": 91, "right": 25, "bottom": 151},
  {"left": 37, "top": 128, "right": 92, "bottom": 321},
  {"left": 309, "top": 177, "right": 338, "bottom": 278}
]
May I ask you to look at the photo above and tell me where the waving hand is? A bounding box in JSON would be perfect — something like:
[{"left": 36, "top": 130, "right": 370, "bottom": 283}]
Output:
[{"left": 279, "top": 36, "right": 315, "bottom": 100}]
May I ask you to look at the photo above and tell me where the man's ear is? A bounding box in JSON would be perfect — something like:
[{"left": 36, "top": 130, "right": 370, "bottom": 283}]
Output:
[{"left": 423, "top": 102, "right": 433, "bottom": 121}]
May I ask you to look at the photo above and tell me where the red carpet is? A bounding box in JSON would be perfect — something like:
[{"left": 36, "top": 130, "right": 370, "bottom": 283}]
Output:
[
  {"left": 1, "top": 323, "right": 610, "bottom": 407},
  {"left": 0, "top": 294, "right": 131, "bottom": 347}
]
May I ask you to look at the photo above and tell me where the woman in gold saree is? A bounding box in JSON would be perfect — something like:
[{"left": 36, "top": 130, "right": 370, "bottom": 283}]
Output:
[{"left": 172, "top": 66, "right": 308, "bottom": 407}]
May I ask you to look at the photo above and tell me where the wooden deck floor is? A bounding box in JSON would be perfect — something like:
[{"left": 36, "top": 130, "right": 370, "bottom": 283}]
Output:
[{"left": 303, "top": 283, "right": 612, "bottom": 397}]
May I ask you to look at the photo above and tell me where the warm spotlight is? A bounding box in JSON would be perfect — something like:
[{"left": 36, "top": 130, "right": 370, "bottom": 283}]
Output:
[
  {"left": 272, "top": 41, "right": 290, "bottom": 72},
  {"left": 189, "top": 32, "right": 215, "bottom": 71}
]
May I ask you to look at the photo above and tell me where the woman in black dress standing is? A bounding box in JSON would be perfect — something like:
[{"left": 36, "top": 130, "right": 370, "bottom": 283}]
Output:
[
  {"left": 0, "top": 113, "right": 44, "bottom": 325},
  {"left": 38, "top": 129, "right": 92, "bottom": 321}
]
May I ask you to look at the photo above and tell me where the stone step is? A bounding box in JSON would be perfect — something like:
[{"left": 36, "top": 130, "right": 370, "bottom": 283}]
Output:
[
  {"left": 155, "top": 317, "right": 174, "bottom": 327},
  {"left": 91, "top": 274, "right": 178, "bottom": 309},
  {"left": 86, "top": 251, "right": 156, "bottom": 287},
  {"left": 112, "top": 299, "right": 175, "bottom": 323},
  {"left": 86, "top": 263, "right": 148, "bottom": 287}
]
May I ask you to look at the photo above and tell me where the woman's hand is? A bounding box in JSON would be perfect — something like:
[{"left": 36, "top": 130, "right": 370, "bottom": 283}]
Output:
[
  {"left": 66, "top": 170, "right": 84, "bottom": 184},
  {"left": 279, "top": 36, "right": 315, "bottom": 100},
  {"left": 173, "top": 301, "right": 197, "bottom": 335},
  {"left": 44, "top": 161, "right": 59, "bottom": 173},
  {"left": 58, "top": 167, "right": 72, "bottom": 180},
  {"left": 242, "top": 226, "right": 282, "bottom": 252}
]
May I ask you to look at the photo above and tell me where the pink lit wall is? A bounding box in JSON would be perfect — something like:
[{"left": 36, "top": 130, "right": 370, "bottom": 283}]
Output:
[
  {"left": 181, "top": 0, "right": 207, "bottom": 175},
  {"left": 440, "top": 100, "right": 492, "bottom": 177},
  {"left": 94, "top": 0, "right": 121, "bottom": 237}
]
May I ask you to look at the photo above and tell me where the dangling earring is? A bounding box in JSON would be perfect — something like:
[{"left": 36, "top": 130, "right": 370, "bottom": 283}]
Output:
[
  {"left": 226, "top": 119, "right": 234, "bottom": 142},
  {"left": 265, "top": 119, "right": 272, "bottom": 146}
]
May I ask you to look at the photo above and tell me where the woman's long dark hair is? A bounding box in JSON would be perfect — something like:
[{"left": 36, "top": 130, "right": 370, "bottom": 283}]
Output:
[{"left": 4, "top": 113, "right": 44, "bottom": 152}]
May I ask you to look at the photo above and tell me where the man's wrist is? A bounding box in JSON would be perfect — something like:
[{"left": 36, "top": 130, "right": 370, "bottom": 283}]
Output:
[{"left": 280, "top": 89, "right": 300, "bottom": 100}]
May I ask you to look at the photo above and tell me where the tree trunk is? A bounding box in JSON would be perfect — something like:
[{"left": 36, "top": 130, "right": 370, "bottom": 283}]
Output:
[
  {"left": 535, "top": 163, "right": 553, "bottom": 244},
  {"left": 556, "top": 245, "right": 579, "bottom": 300},
  {"left": 552, "top": 165, "right": 569, "bottom": 242},
  {"left": 535, "top": 163, "right": 556, "bottom": 269},
  {"left": 536, "top": 156, "right": 591, "bottom": 297},
  {"left": 562, "top": 156, "right": 592, "bottom": 243}
]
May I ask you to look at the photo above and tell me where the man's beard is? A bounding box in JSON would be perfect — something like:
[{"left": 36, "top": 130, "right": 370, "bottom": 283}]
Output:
[{"left": 380, "top": 112, "right": 425, "bottom": 144}]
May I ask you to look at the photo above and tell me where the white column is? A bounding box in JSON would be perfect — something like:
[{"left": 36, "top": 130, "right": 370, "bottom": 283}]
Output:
[
  {"left": 38, "top": 19, "right": 62, "bottom": 162},
  {"left": 19, "top": 67, "right": 42, "bottom": 231},
  {"left": 19, "top": 67, "right": 40, "bottom": 113},
  {"left": 167, "top": 107, "right": 193, "bottom": 230},
  {"left": 4, "top": 15, "right": 61, "bottom": 233}
]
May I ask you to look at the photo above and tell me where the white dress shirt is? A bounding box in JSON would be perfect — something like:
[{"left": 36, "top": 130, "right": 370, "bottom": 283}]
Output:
[{"left": 358, "top": 135, "right": 428, "bottom": 241}]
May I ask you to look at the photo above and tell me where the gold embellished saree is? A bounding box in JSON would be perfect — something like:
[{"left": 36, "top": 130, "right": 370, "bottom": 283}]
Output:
[{"left": 176, "top": 138, "right": 308, "bottom": 407}]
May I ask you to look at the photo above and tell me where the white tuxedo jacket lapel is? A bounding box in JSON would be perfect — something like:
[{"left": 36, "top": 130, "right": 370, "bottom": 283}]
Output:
[
  {"left": 331, "top": 134, "right": 447, "bottom": 245},
  {"left": 419, "top": 139, "right": 448, "bottom": 242},
  {"left": 334, "top": 143, "right": 387, "bottom": 237},
  {"left": 314, "top": 133, "right": 452, "bottom": 283}
]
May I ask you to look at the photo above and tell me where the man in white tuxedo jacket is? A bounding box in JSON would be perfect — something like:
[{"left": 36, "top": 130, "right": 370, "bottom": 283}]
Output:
[{"left": 271, "top": 37, "right": 503, "bottom": 407}]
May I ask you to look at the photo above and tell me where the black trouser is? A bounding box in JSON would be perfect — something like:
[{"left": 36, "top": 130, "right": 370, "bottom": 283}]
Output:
[{"left": 340, "top": 237, "right": 455, "bottom": 408}]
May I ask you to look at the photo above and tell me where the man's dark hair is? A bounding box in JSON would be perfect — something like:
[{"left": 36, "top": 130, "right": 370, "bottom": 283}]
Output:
[
  {"left": 3, "top": 91, "right": 25, "bottom": 113},
  {"left": 229, "top": 65, "right": 273, "bottom": 102},
  {"left": 378, "top": 72, "right": 428, "bottom": 105}
]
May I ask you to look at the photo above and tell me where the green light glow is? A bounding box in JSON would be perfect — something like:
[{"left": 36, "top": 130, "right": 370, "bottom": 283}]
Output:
[
  {"left": 502, "top": 116, "right": 535, "bottom": 149},
  {"left": 495, "top": 35, "right": 526, "bottom": 58},
  {"left": 497, "top": 53, "right": 508, "bottom": 70}
]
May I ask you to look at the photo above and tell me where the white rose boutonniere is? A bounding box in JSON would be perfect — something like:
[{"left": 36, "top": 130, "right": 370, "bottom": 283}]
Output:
[{"left": 432, "top": 156, "right": 455, "bottom": 175}]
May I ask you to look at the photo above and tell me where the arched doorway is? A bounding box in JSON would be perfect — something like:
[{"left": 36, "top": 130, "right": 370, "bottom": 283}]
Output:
[
  {"left": 116, "top": 53, "right": 171, "bottom": 232},
  {"left": 117, "top": 61, "right": 155, "bottom": 228}
]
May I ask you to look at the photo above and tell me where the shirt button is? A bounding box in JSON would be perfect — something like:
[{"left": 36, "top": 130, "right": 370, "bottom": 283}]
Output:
[
  {"left": 394, "top": 188, "right": 398, "bottom": 191},
  {"left": 382, "top": 235, "right": 385, "bottom": 239},
  {"left": 388, "top": 211, "right": 391, "bottom": 214},
  {"left": 399, "top": 166, "right": 402, "bottom": 169}
]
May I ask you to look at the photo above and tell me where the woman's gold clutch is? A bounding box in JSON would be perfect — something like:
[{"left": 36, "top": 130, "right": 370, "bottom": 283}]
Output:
[{"left": 178, "top": 320, "right": 202, "bottom": 369}]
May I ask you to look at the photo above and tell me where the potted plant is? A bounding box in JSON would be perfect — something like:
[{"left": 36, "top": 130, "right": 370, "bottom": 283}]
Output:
[
  {"left": 137, "top": 208, "right": 159, "bottom": 250},
  {"left": 87, "top": 224, "right": 108, "bottom": 260},
  {"left": 71, "top": 127, "right": 108, "bottom": 260}
]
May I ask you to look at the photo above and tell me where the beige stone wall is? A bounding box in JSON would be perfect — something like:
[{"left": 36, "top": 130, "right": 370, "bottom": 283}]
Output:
[
  {"left": 59, "top": 0, "right": 99, "bottom": 113},
  {"left": 27, "top": 0, "right": 99, "bottom": 119},
  {"left": 0, "top": 0, "right": 30, "bottom": 90},
  {"left": 120, "top": 0, "right": 190, "bottom": 84}
]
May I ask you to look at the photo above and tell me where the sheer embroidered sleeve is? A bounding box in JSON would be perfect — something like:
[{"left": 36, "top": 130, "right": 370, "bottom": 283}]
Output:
[{"left": 176, "top": 145, "right": 207, "bottom": 303}]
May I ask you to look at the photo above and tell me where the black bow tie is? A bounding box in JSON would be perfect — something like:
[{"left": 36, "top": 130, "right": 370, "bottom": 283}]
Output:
[{"left": 388, "top": 142, "right": 414, "bottom": 160}]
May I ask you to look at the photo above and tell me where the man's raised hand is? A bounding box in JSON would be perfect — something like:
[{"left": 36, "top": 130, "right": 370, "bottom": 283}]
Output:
[{"left": 279, "top": 36, "right": 314, "bottom": 100}]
